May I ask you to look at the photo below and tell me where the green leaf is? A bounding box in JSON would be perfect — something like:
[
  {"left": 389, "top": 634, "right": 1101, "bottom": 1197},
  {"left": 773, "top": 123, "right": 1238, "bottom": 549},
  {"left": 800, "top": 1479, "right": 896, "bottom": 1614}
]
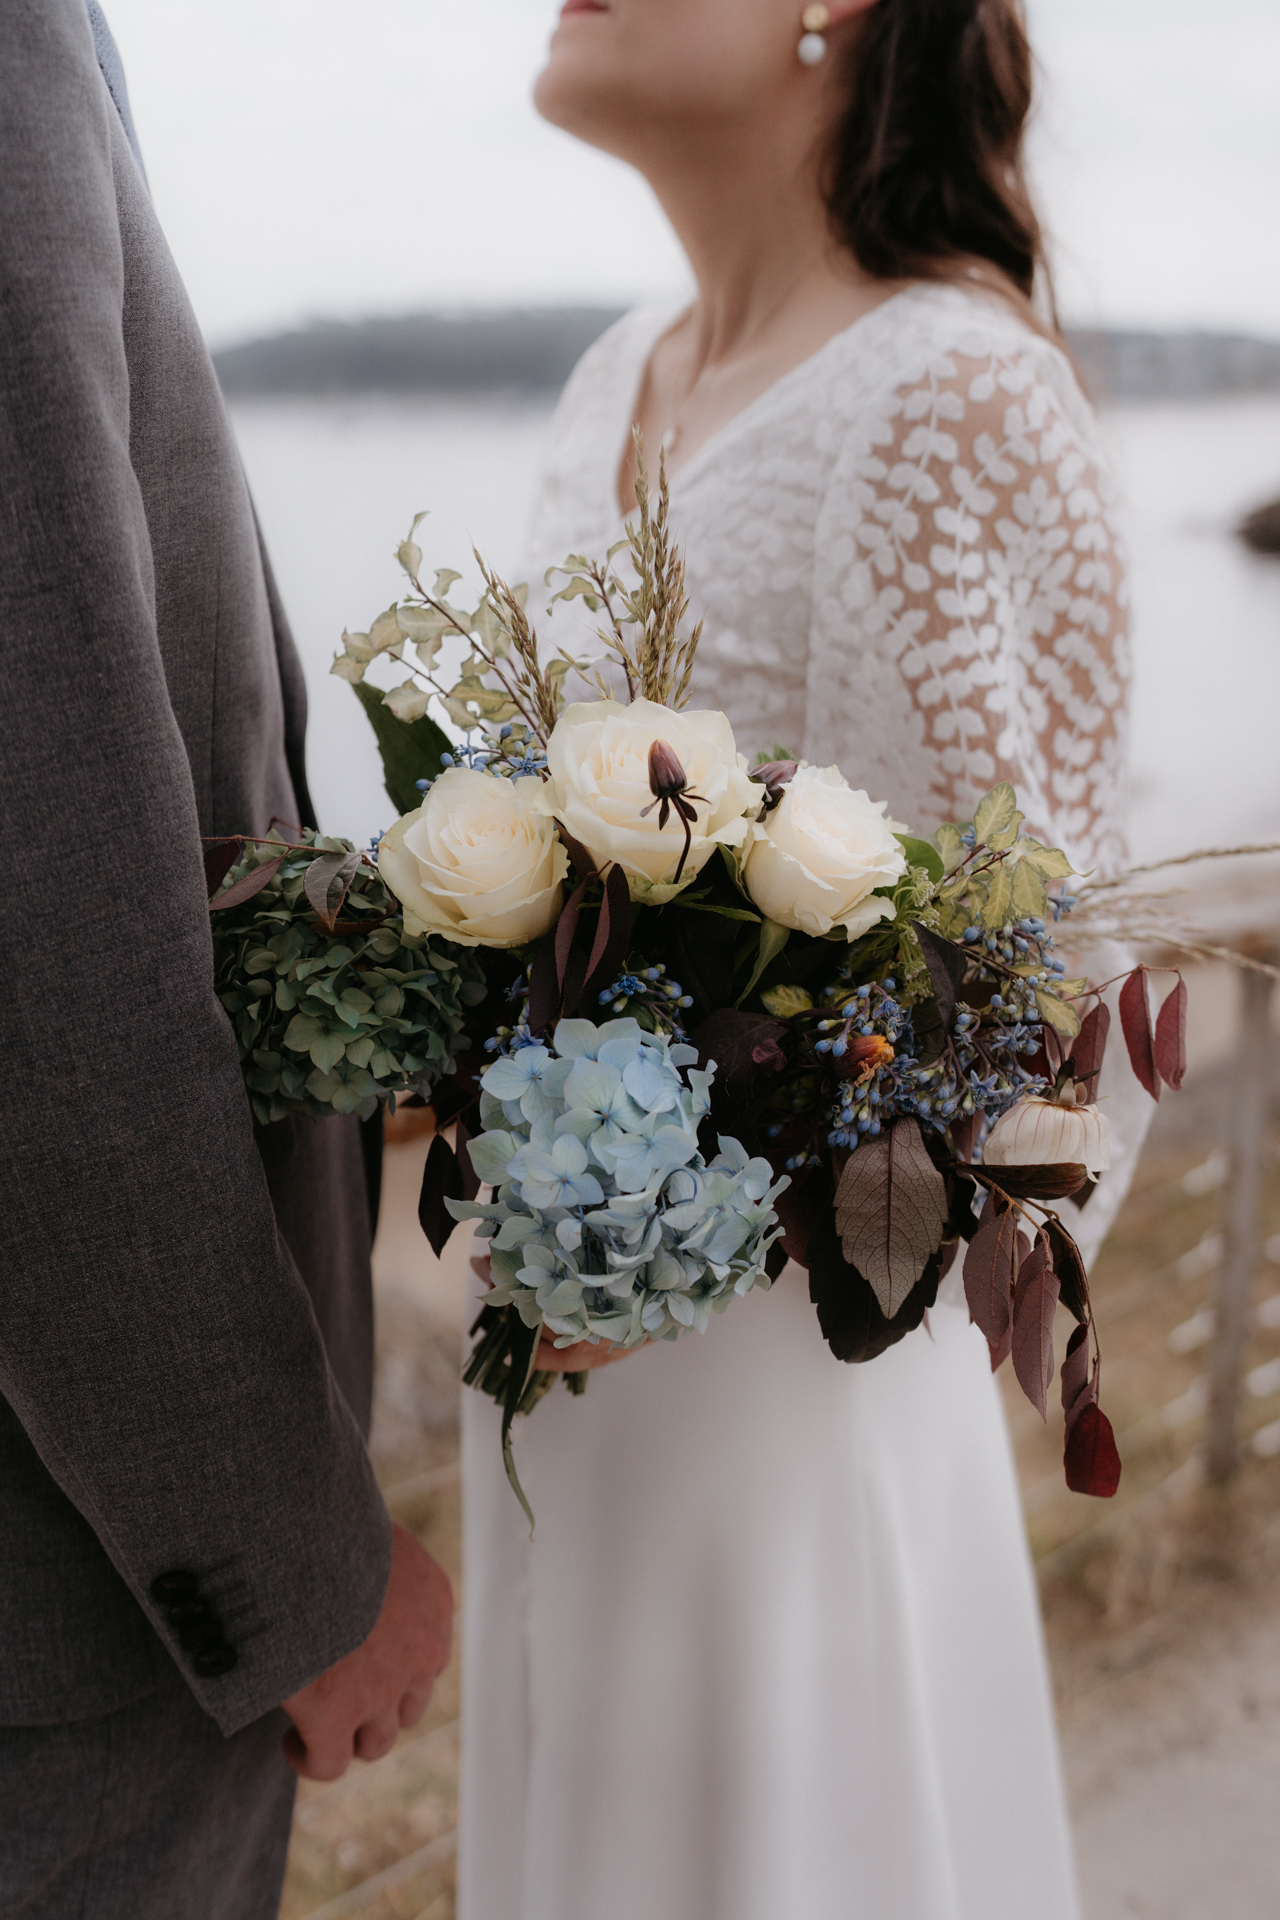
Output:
[
  {"left": 981, "top": 862, "right": 1014, "bottom": 930},
  {"left": 1019, "top": 839, "right": 1076, "bottom": 881},
  {"left": 935, "top": 822, "right": 967, "bottom": 871},
  {"left": 737, "top": 919, "right": 791, "bottom": 1006},
  {"left": 282, "top": 1013, "right": 324, "bottom": 1052},
  {"left": 894, "top": 835, "right": 944, "bottom": 884},
  {"left": 351, "top": 679, "right": 452, "bottom": 816},
  {"left": 761, "top": 984, "right": 814, "bottom": 1018},
  {"left": 1035, "top": 988, "right": 1082, "bottom": 1039},
  {"left": 1011, "top": 858, "right": 1050, "bottom": 921},
  {"left": 309, "top": 1031, "right": 348, "bottom": 1073},
  {"left": 676, "top": 902, "right": 761, "bottom": 923},
  {"left": 972, "top": 783, "right": 1020, "bottom": 849}
]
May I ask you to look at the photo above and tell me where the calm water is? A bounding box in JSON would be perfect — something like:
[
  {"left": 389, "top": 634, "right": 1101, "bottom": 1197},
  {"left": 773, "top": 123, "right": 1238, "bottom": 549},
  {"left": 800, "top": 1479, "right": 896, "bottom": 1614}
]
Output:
[{"left": 231, "top": 391, "right": 1280, "bottom": 865}]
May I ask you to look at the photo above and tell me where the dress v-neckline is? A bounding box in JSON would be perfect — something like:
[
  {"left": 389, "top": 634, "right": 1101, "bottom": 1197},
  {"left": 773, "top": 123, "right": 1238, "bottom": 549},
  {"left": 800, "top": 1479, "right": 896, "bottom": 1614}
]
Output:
[{"left": 609, "top": 282, "right": 923, "bottom": 525}]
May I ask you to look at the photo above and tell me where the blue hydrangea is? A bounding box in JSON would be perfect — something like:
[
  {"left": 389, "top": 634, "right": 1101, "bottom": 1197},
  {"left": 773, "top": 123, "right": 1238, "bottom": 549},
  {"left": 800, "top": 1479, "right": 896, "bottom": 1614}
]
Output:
[{"left": 447, "top": 1017, "right": 787, "bottom": 1348}]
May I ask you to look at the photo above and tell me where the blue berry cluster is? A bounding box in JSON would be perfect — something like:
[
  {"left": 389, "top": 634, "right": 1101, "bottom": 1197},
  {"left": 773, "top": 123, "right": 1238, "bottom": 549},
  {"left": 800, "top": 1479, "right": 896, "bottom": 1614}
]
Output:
[
  {"left": 483, "top": 973, "right": 538, "bottom": 1056},
  {"left": 597, "top": 961, "right": 694, "bottom": 1030},
  {"left": 414, "top": 727, "right": 548, "bottom": 798}
]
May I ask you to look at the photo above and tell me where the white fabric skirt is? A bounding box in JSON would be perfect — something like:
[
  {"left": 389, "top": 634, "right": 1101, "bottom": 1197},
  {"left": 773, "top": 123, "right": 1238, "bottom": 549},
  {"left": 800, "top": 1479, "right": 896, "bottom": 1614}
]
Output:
[{"left": 458, "top": 1259, "right": 1080, "bottom": 1920}]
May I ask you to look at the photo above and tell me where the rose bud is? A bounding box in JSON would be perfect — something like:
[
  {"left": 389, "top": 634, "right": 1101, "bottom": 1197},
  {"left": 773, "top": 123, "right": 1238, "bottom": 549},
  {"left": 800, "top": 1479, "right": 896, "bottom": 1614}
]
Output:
[
  {"left": 749, "top": 759, "right": 799, "bottom": 813},
  {"left": 648, "top": 738, "right": 689, "bottom": 800},
  {"left": 836, "top": 1033, "right": 895, "bottom": 1081}
]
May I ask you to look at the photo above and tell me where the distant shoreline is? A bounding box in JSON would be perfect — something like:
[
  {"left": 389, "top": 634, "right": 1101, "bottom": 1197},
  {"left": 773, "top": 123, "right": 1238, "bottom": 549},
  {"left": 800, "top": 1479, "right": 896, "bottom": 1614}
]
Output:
[{"left": 213, "top": 308, "right": 1280, "bottom": 406}]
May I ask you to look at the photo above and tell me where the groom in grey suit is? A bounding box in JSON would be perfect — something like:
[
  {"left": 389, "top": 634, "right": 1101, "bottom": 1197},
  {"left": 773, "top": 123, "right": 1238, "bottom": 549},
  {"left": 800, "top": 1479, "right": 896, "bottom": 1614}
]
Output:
[{"left": 0, "top": 3, "right": 452, "bottom": 1915}]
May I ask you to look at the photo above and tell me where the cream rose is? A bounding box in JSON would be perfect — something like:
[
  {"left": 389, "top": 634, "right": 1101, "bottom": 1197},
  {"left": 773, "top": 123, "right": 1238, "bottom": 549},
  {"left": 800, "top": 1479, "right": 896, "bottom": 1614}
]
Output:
[
  {"left": 741, "top": 764, "right": 907, "bottom": 938},
  {"left": 378, "top": 769, "right": 568, "bottom": 947},
  {"left": 534, "top": 699, "right": 759, "bottom": 901}
]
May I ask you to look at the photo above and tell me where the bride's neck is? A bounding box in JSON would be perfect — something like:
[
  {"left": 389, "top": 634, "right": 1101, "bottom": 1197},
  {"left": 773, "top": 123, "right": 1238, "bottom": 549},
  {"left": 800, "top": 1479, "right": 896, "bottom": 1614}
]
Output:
[{"left": 639, "top": 128, "right": 876, "bottom": 363}]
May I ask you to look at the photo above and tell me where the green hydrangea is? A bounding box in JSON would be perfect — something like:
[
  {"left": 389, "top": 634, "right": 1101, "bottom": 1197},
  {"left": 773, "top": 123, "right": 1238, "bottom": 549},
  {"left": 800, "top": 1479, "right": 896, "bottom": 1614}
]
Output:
[{"left": 210, "top": 834, "right": 486, "bottom": 1124}]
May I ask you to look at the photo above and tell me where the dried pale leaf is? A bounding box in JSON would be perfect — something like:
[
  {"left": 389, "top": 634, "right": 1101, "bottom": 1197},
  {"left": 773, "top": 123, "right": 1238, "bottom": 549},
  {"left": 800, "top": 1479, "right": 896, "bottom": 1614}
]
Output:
[
  {"left": 383, "top": 680, "right": 434, "bottom": 723},
  {"left": 396, "top": 537, "right": 422, "bottom": 578},
  {"left": 835, "top": 1120, "right": 949, "bottom": 1318},
  {"left": 330, "top": 651, "right": 369, "bottom": 685},
  {"left": 368, "top": 607, "right": 405, "bottom": 657}
]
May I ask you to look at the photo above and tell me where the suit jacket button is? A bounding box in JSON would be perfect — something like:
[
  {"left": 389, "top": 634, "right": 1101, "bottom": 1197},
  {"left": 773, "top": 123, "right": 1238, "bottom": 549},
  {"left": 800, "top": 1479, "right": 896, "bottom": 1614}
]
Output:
[
  {"left": 193, "top": 1647, "right": 238, "bottom": 1678},
  {"left": 151, "top": 1570, "right": 199, "bottom": 1604},
  {"left": 179, "top": 1622, "right": 227, "bottom": 1655},
  {"left": 166, "top": 1600, "right": 214, "bottom": 1629}
]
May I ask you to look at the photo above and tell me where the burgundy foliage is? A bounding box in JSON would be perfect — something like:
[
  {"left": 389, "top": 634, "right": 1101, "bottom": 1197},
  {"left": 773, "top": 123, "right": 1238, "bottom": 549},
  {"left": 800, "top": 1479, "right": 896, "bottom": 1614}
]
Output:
[
  {"left": 962, "top": 1196, "right": 1019, "bottom": 1345},
  {"left": 207, "top": 855, "right": 283, "bottom": 912},
  {"left": 1064, "top": 1403, "right": 1122, "bottom": 1498},
  {"left": 1072, "top": 1001, "right": 1111, "bottom": 1102},
  {"left": 203, "top": 837, "right": 242, "bottom": 898},
  {"left": 1011, "top": 1239, "right": 1060, "bottom": 1419},
  {"left": 1154, "top": 977, "right": 1188, "bottom": 1091},
  {"left": 1119, "top": 969, "right": 1160, "bottom": 1100}
]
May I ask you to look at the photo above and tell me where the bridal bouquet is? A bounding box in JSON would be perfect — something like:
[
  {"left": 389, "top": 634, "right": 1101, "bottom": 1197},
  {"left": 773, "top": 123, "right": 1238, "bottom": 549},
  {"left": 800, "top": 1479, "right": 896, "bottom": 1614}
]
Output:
[{"left": 209, "top": 454, "right": 1187, "bottom": 1523}]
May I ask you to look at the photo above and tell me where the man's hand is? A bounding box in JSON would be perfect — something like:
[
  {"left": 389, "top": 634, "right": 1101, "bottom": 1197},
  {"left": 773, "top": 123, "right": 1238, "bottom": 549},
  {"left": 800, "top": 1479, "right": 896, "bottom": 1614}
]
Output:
[{"left": 281, "top": 1521, "right": 453, "bottom": 1781}]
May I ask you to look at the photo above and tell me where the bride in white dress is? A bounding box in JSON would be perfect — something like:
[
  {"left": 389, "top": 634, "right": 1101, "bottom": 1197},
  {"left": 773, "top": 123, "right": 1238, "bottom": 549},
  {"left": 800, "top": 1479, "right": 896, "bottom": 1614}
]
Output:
[{"left": 459, "top": 2, "right": 1149, "bottom": 1915}]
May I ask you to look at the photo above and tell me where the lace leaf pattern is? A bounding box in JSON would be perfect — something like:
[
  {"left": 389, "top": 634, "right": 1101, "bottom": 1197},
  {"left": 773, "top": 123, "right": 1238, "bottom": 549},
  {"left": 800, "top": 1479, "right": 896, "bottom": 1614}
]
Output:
[
  {"left": 806, "top": 336, "right": 1129, "bottom": 874},
  {"left": 526, "top": 284, "right": 1131, "bottom": 878}
]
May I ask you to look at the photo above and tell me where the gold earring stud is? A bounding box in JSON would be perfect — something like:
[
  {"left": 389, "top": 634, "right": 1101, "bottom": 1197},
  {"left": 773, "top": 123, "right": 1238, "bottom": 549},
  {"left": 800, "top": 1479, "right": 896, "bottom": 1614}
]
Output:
[{"left": 798, "top": 4, "right": 830, "bottom": 65}]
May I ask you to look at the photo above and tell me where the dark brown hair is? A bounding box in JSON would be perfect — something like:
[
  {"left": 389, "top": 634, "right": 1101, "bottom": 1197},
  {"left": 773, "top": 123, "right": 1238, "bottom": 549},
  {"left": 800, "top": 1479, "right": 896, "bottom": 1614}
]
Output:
[{"left": 825, "top": 0, "right": 1053, "bottom": 318}]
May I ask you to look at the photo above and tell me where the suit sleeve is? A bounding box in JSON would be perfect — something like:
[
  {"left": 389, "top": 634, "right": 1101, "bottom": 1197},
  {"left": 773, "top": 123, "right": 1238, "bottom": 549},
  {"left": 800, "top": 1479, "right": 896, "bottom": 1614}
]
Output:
[{"left": 0, "top": 0, "right": 392, "bottom": 1734}]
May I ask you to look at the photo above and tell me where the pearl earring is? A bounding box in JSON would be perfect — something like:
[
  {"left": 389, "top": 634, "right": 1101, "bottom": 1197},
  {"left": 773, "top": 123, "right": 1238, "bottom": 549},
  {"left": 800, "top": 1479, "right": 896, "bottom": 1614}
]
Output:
[{"left": 798, "top": 3, "right": 830, "bottom": 64}]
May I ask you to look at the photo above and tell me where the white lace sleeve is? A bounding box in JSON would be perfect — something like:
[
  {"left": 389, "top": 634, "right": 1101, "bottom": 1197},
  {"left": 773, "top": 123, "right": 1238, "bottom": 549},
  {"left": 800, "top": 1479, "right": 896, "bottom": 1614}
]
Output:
[
  {"left": 807, "top": 330, "right": 1147, "bottom": 1265},
  {"left": 805, "top": 335, "right": 1131, "bottom": 874}
]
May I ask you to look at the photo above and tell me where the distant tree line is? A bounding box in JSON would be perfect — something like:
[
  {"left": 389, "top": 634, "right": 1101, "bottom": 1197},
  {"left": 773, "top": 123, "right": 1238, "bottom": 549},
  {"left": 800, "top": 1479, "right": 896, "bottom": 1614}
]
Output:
[{"left": 212, "top": 308, "right": 1280, "bottom": 406}]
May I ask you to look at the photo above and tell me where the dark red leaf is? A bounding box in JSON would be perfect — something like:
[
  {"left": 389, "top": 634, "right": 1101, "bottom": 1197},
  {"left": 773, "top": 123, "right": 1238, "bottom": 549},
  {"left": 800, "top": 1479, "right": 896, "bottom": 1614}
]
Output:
[
  {"left": 807, "top": 1208, "right": 946, "bottom": 1364},
  {"left": 1119, "top": 969, "right": 1160, "bottom": 1100},
  {"left": 419, "top": 1133, "right": 462, "bottom": 1257},
  {"left": 989, "top": 1322, "right": 1013, "bottom": 1373},
  {"left": 208, "top": 855, "right": 284, "bottom": 911},
  {"left": 1072, "top": 1002, "right": 1111, "bottom": 1102},
  {"left": 203, "top": 837, "right": 242, "bottom": 898},
  {"left": 1064, "top": 1402, "right": 1122, "bottom": 1497},
  {"left": 527, "top": 936, "right": 559, "bottom": 1034},
  {"left": 973, "top": 1163, "right": 1088, "bottom": 1201},
  {"left": 556, "top": 824, "right": 597, "bottom": 879},
  {"left": 963, "top": 1198, "right": 1019, "bottom": 1345},
  {"left": 581, "top": 861, "right": 632, "bottom": 1007},
  {"left": 1012, "top": 1239, "right": 1060, "bottom": 1419},
  {"left": 1154, "top": 977, "right": 1188, "bottom": 1092},
  {"left": 304, "top": 849, "right": 362, "bottom": 931},
  {"left": 950, "top": 1112, "right": 981, "bottom": 1166},
  {"left": 1060, "top": 1321, "right": 1097, "bottom": 1434},
  {"left": 1044, "top": 1216, "right": 1089, "bottom": 1325},
  {"left": 911, "top": 922, "right": 969, "bottom": 1028},
  {"left": 555, "top": 880, "right": 588, "bottom": 989}
]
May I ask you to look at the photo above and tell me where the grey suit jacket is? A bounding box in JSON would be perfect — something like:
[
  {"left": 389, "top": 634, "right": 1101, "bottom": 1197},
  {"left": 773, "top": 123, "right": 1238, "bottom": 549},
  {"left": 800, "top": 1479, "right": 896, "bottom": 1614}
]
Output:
[{"left": 0, "top": 0, "right": 393, "bottom": 1736}]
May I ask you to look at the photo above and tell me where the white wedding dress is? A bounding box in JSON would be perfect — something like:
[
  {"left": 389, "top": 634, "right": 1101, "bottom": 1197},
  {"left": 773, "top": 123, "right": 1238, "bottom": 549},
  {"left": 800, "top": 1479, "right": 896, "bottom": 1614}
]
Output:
[{"left": 457, "top": 283, "right": 1149, "bottom": 1920}]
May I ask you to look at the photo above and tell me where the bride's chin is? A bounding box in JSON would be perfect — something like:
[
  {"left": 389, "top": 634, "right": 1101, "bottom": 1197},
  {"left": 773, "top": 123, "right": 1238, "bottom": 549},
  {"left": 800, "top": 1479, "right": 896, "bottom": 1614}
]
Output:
[{"left": 533, "top": 57, "right": 617, "bottom": 139}]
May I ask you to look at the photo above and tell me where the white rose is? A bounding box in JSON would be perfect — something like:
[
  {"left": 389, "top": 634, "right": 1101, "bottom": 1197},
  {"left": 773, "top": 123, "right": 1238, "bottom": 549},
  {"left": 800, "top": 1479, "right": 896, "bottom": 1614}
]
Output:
[
  {"left": 534, "top": 699, "right": 759, "bottom": 901},
  {"left": 378, "top": 768, "right": 568, "bottom": 948},
  {"left": 983, "top": 1095, "right": 1111, "bottom": 1174},
  {"left": 741, "top": 764, "right": 907, "bottom": 938}
]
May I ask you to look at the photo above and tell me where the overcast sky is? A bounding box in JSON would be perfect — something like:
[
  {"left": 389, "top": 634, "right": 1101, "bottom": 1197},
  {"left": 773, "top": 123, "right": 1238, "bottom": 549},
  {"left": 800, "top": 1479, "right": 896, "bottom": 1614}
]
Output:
[{"left": 103, "top": 0, "right": 1280, "bottom": 348}]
